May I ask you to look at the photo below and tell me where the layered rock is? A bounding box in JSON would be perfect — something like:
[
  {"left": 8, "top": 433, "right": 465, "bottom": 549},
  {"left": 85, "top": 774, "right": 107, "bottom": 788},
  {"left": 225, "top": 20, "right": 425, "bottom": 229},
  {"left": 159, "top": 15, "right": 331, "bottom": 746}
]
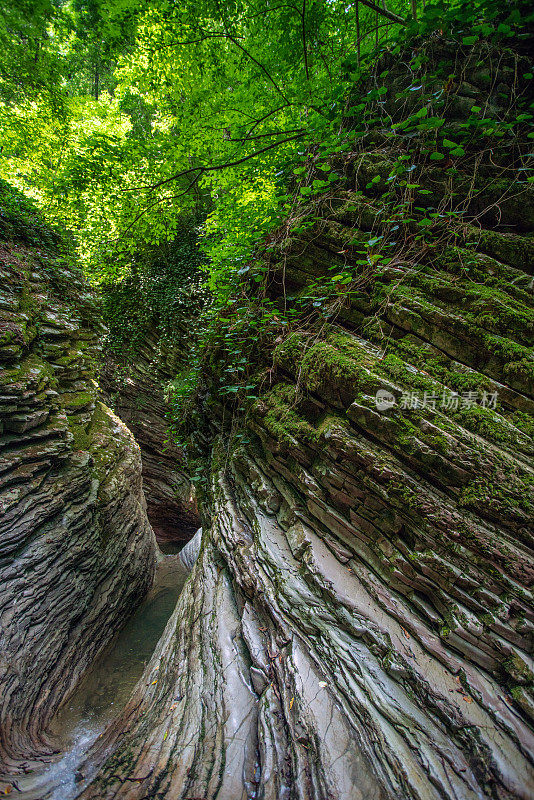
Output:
[
  {"left": 100, "top": 331, "right": 200, "bottom": 544},
  {"left": 70, "top": 35, "right": 534, "bottom": 800},
  {"left": 0, "top": 194, "right": 157, "bottom": 773}
]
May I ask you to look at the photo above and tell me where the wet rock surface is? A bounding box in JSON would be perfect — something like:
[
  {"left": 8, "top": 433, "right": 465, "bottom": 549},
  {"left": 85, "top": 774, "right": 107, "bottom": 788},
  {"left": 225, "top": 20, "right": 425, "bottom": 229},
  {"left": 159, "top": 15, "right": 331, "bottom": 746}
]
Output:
[{"left": 0, "top": 221, "right": 157, "bottom": 773}]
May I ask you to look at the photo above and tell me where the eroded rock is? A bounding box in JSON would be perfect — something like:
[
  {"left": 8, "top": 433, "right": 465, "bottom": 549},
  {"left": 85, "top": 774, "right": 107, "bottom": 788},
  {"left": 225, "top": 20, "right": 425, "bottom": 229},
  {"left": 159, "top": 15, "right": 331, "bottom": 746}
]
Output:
[
  {"left": 0, "top": 210, "right": 157, "bottom": 773},
  {"left": 100, "top": 331, "right": 200, "bottom": 545}
]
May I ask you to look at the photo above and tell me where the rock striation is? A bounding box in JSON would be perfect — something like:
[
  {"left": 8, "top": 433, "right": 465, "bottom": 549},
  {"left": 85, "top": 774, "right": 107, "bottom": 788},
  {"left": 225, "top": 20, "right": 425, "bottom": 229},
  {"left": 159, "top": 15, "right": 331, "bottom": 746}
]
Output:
[
  {"left": 0, "top": 192, "right": 157, "bottom": 773},
  {"left": 100, "top": 332, "right": 200, "bottom": 545},
  {"left": 73, "top": 37, "right": 534, "bottom": 800}
]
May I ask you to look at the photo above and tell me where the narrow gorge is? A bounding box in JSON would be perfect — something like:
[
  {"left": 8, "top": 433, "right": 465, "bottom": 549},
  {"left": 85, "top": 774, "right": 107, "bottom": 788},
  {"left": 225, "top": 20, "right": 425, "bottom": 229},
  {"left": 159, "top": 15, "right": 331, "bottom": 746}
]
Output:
[{"left": 0, "top": 3, "right": 533, "bottom": 800}]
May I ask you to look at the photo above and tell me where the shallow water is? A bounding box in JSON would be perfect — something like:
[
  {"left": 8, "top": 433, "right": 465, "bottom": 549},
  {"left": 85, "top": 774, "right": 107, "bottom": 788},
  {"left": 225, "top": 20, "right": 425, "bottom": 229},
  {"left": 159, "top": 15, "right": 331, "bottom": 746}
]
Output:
[
  {"left": 20, "top": 722, "right": 102, "bottom": 800},
  {"left": 53, "top": 554, "right": 187, "bottom": 741},
  {"left": 18, "top": 553, "right": 188, "bottom": 799}
]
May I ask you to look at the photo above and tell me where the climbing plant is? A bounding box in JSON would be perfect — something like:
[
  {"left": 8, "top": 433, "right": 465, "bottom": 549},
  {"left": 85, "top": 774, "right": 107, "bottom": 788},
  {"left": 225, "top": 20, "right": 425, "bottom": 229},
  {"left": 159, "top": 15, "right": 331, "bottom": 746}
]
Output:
[{"left": 164, "top": 0, "right": 533, "bottom": 458}]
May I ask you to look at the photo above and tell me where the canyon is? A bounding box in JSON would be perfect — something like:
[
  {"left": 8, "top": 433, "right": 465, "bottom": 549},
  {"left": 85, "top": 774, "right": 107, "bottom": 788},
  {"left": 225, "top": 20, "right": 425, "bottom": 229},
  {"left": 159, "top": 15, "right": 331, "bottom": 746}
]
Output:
[{"left": 0, "top": 31, "right": 533, "bottom": 800}]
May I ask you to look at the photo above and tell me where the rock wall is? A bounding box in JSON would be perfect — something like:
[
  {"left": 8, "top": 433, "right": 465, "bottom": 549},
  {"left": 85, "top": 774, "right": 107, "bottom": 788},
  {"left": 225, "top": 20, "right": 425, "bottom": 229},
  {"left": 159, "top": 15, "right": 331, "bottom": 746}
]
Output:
[
  {"left": 0, "top": 200, "right": 157, "bottom": 772},
  {"left": 100, "top": 331, "right": 200, "bottom": 545},
  {"left": 72, "top": 36, "right": 534, "bottom": 800}
]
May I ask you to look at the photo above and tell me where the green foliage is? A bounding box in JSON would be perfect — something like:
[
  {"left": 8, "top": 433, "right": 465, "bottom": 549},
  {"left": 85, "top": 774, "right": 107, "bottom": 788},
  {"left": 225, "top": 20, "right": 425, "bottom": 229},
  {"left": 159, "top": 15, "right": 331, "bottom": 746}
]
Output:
[
  {"left": 0, "top": 0, "right": 63, "bottom": 108},
  {"left": 3, "top": 0, "right": 531, "bottom": 288},
  {"left": 1, "top": 0, "right": 532, "bottom": 462},
  {"left": 0, "top": 178, "right": 61, "bottom": 248},
  {"left": 101, "top": 224, "right": 207, "bottom": 356},
  {"left": 1, "top": 0, "right": 417, "bottom": 276},
  {"left": 162, "top": 0, "right": 533, "bottom": 456}
]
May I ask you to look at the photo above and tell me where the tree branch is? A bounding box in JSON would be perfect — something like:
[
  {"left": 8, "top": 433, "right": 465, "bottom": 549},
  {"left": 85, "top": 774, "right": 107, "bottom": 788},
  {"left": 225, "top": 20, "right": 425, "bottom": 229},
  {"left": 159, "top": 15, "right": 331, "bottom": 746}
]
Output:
[
  {"left": 350, "top": 0, "right": 406, "bottom": 25},
  {"left": 228, "top": 127, "right": 304, "bottom": 142},
  {"left": 123, "top": 132, "right": 305, "bottom": 193},
  {"left": 226, "top": 34, "right": 289, "bottom": 102},
  {"left": 117, "top": 173, "right": 203, "bottom": 239}
]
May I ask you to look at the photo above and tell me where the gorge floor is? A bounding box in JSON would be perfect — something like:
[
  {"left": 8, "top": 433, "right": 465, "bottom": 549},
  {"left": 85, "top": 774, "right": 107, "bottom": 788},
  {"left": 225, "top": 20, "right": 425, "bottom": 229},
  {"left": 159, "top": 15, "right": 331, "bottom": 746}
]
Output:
[{"left": 14, "top": 552, "right": 189, "bottom": 800}]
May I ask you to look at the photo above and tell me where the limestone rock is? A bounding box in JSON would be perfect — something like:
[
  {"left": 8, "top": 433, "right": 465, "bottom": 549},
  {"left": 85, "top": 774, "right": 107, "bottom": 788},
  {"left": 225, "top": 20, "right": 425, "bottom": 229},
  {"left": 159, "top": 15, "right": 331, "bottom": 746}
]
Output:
[
  {"left": 73, "top": 36, "right": 534, "bottom": 800},
  {"left": 100, "top": 331, "right": 199, "bottom": 544},
  {"left": 0, "top": 209, "right": 157, "bottom": 772}
]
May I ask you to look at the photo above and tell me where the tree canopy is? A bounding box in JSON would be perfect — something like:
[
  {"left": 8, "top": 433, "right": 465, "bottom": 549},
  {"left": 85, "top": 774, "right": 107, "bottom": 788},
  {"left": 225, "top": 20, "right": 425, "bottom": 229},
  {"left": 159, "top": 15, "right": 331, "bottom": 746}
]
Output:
[{"left": 1, "top": 0, "right": 532, "bottom": 290}]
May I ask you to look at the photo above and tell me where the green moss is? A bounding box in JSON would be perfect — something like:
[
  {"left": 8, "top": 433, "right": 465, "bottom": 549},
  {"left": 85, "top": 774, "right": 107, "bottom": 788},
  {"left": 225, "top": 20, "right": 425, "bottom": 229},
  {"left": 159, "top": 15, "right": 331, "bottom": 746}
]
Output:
[
  {"left": 458, "top": 474, "right": 534, "bottom": 516},
  {"left": 315, "top": 412, "right": 350, "bottom": 437},
  {"left": 62, "top": 390, "right": 95, "bottom": 409},
  {"left": 67, "top": 419, "right": 92, "bottom": 451},
  {"left": 256, "top": 383, "right": 318, "bottom": 447},
  {"left": 510, "top": 411, "right": 534, "bottom": 438},
  {"left": 87, "top": 402, "right": 117, "bottom": 481},
  {"left": 503, "top": 652, "right": 534, "bottom": 685},
  {"left": 387, "top": 480, "right": 420, "bottom": 511},
  {"left": 274, "top": 329, "right": 376, "bottom": 404},
  {"left": 18, "top": 284, "right": 38, "bottom": 316},
  {"left": 0, "top": 328, "right": 16, "bottom": 346},
  {"left": 453, "top": 405, "right": 515, "bottom": 445},
  {"left": 0, "top": 353, "right": 55, "bottom": 389}
]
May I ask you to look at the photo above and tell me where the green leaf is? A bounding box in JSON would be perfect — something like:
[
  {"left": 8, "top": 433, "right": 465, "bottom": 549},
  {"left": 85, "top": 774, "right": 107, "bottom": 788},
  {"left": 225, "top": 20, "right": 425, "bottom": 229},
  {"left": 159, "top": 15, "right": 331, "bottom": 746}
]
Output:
[{"left": 430, "top": 152, "right": 445, "bottom": 160}]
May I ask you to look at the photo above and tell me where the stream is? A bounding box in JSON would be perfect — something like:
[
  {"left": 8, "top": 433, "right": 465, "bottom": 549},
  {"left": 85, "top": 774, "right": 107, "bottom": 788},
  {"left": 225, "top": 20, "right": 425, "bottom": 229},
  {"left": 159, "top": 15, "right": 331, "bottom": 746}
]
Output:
[{"left": 18, "top": 548, "right": 188, "bottom": 800}]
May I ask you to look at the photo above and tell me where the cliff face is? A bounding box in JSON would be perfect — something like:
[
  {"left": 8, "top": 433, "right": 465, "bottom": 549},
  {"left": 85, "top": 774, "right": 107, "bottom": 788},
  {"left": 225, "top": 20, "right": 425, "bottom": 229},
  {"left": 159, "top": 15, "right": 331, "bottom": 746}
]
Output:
[
  {"left": 0, "top": 195, "right": 157, "bottom": 772},
  {"left": 72, "top": 37, "right": 533, "bottom": 800},
  {"left": 100, "top": 330, "right": 200, "bottom": 544}
]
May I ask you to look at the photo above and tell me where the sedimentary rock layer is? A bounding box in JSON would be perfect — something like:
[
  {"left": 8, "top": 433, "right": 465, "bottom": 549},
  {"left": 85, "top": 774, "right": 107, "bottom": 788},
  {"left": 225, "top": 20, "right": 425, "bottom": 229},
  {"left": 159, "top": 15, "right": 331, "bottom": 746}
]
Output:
[
  {"left": 0, "top": 210, "right": 157, "bottom": 772},
  {"left": 77, "top": 457, "right": 534, "bottom": 800},
  {"left": 100, "top": 332, "right": 199, "bottom": 544},
  {"left": 73, "top": 37, "right": 533, "bottom": 800}
]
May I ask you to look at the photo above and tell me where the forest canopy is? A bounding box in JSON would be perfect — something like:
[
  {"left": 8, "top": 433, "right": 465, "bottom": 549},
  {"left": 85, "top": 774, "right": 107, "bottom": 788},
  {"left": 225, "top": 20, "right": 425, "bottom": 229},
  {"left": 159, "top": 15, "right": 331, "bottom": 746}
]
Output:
[{"left": 1, "top": 0, "right": 532, "bottom": 293}]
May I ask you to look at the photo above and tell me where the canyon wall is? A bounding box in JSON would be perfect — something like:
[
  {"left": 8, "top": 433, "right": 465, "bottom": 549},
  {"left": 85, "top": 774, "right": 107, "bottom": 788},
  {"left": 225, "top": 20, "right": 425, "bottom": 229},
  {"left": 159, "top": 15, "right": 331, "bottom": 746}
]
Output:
[
  {"left": 0, "top": 194, "right": 157, "bottom": 772},
  {"left": 73, "top": 38, "right": 534, "bottom": 800},
  {"left": 100, "top": 331, "right": 200, "bottom": 544}
]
